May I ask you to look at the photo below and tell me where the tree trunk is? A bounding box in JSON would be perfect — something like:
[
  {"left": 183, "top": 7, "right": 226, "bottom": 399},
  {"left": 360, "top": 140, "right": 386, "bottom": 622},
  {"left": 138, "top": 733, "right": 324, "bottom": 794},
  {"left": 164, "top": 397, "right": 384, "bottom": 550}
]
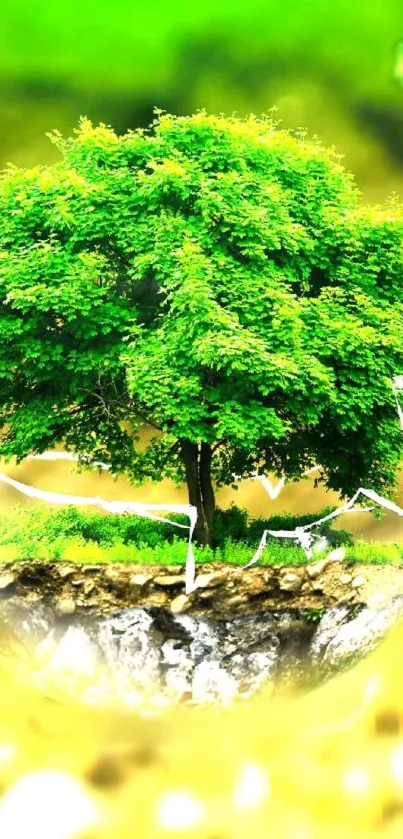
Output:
[
  {"left": 180, "top": 440, "right": 215, "bottom": 547},
  {"left": 200, "top": 441, "right": 215, "bottom": 539}
]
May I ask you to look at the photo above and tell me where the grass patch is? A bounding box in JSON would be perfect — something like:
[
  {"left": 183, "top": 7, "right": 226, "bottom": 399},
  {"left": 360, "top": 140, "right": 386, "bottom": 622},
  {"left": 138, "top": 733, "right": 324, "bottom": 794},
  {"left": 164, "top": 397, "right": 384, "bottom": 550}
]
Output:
[
  {"left": 0, "top": 504, "right": 401, "bottom": 567},
  {"left": 0, "top": 545, "right": 20, "bottom": 562},
  {"left": 343, "top": 541, "right": 403, "bottom": 565},
  {"left": 0, "top": 502, "right": 352, "bottom": 549},
  {"left": 215, "top": 539, "right": 307, "bottom": 566},
  {"left": 0, "top": 533, "right": 307, "bottom": 567}
]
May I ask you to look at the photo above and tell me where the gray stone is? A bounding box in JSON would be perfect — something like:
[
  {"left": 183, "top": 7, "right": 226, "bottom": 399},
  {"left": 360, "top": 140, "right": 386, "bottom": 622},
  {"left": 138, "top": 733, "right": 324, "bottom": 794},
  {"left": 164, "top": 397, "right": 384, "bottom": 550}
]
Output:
[
  {"left": 192, "top": 660, "right": 238, "bottom": 705},
  {"left": 316, "top": 596, "right": 403, "bottom": 673},
  {"left": 309, "top": 606, "right": 353, "bottom": 668},
  {"left": 96, "top": 609, "right": 163, "bottom": 705},
  {"left": 3, "top": 595, "right": 403, "bottom": 711},
  {"left": 0, "top": 600, "right": 54, "bottom": 648}
]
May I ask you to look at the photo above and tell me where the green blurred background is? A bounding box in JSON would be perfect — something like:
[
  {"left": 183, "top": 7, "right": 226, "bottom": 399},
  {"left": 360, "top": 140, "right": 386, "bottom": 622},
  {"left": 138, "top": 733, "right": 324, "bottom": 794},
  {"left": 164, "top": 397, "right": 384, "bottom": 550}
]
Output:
[{"left": 1, "top": 0, "right": 403, "bottom": 203}]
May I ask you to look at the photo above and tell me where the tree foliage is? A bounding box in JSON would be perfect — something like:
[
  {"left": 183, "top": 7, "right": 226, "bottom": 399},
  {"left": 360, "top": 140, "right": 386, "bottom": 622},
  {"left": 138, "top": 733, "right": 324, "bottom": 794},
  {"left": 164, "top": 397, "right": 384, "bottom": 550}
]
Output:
[{"left": 0, "top": 112, "right": 403, "bottom": 542}]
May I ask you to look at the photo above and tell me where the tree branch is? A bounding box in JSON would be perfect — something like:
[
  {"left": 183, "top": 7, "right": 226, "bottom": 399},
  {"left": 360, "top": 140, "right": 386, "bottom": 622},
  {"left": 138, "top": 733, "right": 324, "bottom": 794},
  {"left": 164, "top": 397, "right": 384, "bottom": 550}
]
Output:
[
  {"left": 156, "top": 439, "right": 182, "bottom": 472},
  {"left": 211, "top": 438, "right": 227, "bottom": 454}
]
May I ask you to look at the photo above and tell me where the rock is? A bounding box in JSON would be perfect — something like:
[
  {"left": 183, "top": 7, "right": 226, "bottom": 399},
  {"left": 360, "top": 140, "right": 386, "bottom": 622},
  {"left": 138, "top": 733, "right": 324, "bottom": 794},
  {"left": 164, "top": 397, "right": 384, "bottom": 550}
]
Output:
[
  {"left": 247, "top": 578, "right": 270, "bottom": 597},
  {"left": 153, "top": 575, "right": 185, "bottom": 588},
  {"left": 104, "top": 568, "right": 120, "bottom": 582},
  {"left": 0, "top": 573, "right": 15, "bottom": 591},
  {"left": 195, "top": 589, "right": 216, "bottom": 601},
  {"left": 170, "top": 594, "right": 192, "bottom": 614},
  {"left": 351, "top": 575, "right": 366, "bottom": 588},
  {"left": 306, "top": 559, "right": 329, "bottom": 579},
  {"left": 96, "top": 609, "right": 163, "bottom": 705},
  {"left": 3, "top": 593, "right": 403, "bottom": 711},
  {"left": 279, "top": 573, "right": 303, "bottom": 592},
  {"left": 226, "top": 595, "right": 245, "bottom": 607},
  {"left": 367, "top": 592, "right": 390, "bottom": 610},
  {"left": 223, "top": 613, "right": 282, "bottom": 655},
  {"left": 309, "top": 606, "right": 356, "bottom": 669},
  {"left": 129, "top": 574, "right": 153, "bottom": 590},
  {"left": 144, "top": 593, "right": 170, "bottom": 608},
  {"left": 54, "top": 598, "right": 76, "bottom": 616},
  {"left": 58, "top": 566, "right": 76, "bottom": 579},
  {"left": 192, "top": 661, "right": 238, "bottom": 706},
  {"left": 194, "top": 571, "right": 227, "bottom": 589},
  {"left": 310, "top": 596, "right": 403, "bottom": 677},
  {"left": 6, "top": 558, "right": 403, "bottom": 713},
  {"left": 103, "top": 568, "right": 128, "bottom": 592}
]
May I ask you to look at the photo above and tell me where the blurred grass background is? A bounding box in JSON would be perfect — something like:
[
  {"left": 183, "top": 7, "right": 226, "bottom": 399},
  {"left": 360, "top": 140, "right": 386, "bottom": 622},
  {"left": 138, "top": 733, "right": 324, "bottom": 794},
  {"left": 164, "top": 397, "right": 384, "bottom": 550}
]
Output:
[{"left": 1, "top": 0, "right": 403, "bottom": 203}]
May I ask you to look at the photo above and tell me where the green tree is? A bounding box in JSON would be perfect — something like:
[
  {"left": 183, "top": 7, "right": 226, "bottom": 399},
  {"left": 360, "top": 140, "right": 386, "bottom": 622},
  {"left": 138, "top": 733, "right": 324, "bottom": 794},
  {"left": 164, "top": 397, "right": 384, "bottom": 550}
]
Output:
[{"left": 0, "top": 112, "right": 403, "bottom": 545}]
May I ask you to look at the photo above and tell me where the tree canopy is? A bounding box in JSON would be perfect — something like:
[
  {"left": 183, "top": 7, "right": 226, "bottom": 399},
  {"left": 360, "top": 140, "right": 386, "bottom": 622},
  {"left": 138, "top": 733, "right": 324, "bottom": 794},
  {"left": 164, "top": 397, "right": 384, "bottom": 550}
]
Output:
[{"left": 0, "top": 112, "right": 403, "bottom": 544}]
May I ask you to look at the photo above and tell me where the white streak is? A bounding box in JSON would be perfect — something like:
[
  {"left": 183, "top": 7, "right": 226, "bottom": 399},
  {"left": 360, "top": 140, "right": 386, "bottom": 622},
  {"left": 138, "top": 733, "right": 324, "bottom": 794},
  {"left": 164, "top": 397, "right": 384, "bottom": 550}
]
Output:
[
  {"left": 0, "top": 470, "right": 198, "bottom": 594},
  {"left": 255, "top": 474, "right": 286, "bottom": 499}
]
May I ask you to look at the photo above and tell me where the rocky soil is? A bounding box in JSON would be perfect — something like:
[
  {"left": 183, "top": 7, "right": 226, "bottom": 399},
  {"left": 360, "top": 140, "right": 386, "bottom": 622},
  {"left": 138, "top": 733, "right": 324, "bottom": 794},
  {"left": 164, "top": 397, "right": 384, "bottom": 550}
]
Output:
[{"left": 0, "top": 555, "right": 401, "bottom": 619}]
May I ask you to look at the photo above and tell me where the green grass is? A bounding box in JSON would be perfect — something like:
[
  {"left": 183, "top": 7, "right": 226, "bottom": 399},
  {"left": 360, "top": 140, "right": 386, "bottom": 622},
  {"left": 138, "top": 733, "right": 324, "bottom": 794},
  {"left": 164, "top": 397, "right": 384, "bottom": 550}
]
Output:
[
  {"left": 343, "top": 541, "right": 403, "bottom": 566},
  {"left": 0, "top": 534, "right": 307, "bottom": 566},
  {"left": 0, "top": 503, "right": 401, "bottom": 567}
]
